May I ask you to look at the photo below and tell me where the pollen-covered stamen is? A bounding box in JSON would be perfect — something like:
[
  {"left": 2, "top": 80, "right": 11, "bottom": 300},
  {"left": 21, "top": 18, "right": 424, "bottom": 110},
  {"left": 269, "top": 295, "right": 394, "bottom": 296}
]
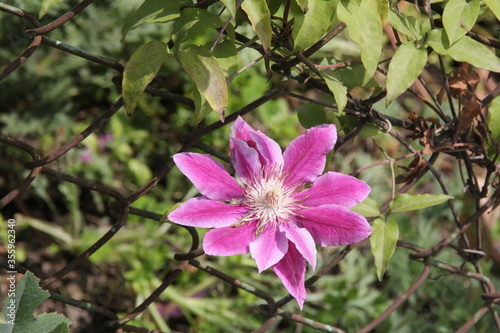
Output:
[{"left": 242, "top": 166, "right": 302, "bottom": 230}]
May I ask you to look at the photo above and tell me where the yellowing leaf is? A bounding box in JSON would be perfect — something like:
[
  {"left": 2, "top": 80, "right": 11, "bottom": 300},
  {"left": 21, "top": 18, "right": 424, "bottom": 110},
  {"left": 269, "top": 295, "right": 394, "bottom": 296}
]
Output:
[{"left": 176, "top": 45, "right": 228, "bottom": 121}]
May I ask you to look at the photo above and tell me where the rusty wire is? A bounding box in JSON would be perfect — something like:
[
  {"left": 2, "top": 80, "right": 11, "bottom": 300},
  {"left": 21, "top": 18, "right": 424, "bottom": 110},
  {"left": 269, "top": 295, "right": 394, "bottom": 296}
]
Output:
[{"left": 1, "top": 1, "right": 500, "bottom": 332}]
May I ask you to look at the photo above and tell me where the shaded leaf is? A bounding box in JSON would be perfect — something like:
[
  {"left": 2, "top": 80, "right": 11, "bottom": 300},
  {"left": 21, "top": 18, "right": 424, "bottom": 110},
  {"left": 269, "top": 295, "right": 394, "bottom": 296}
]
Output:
[
  {"left": 487, "top": 95, "right": 500, "bottom": 142},
  {"left": 442, "top": 0, "right": 480, "bottom": 45},
  {"left": 122, "top": 41, "right": 170, "bottom": 115},
  {"left": 39, "top": 0, "right": 67, "bottom": 18},
  {"left": 297, "top": 103, "right": 327, "bottom": 129},
  {"left": 370, "top": 218, "right": 399, "bottom": 280},
  {"left": 337, "top": 0, "right": 383, "bottom": 83},
  {"left": 220, "top": 0, "right": 237, "bottom": 17},
  {"left": 390, "top": 193, "right": 453, "bottom": 213},
  {"left": 427, "top": 29, "right": 500, "bottom": 72},
  {"left": 176, "top": 45, "right": 228, "bottom": 121},
  {"left": 352, "top": 197, "right": 381, "bottom": 217},
  {"left": 121, "top": 0, "right": 191, "bottom": 41},
  {"left": 386, "top": 42, "right": 427, "bottom": 106},
  {"left": 293, "top": 0, "right": 336, "bottom": 51},
  {"left": 173, "top": 8, "right": 223, "bottom": 47},
  {"left": 0, "top": 272, "right": 71, "bottom": 333},
  {"left": 241, "top": 0, "right": 273, "bottom": 50}
]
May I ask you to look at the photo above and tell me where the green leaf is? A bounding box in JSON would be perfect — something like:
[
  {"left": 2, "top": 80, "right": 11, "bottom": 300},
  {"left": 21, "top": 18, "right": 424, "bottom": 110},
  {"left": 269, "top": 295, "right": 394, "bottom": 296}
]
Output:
[
  {"left": 293, "top": 0, "right": 336, "bottom": 51},
  {"left": 337, "top": 0, "right": 383, "bottom": 83},
  {"left": 220, "top": 0, "right": 237, "bottom": 17},
  {"left": 295, "top": 0, "right": 309, "bottom": 11},
  {"left": 322, "top": 70, "right": 348, "bottom": 114},
  {"left": 172, "top": 8, "right": 223, "bottom": 47},
  {"left": 390, "top": 193, "right": 453, "bottom": 213},
  {"left": 387, "top": 8, "right": 422, "bottom": 40},
  {"left": 427, "top": 29, "right": 500, "bottom": 72},
  {"left": 370, "top": 218, "right": 399, "bottom": 280},
  {"left": 241, "top": 0, "right": 273, "bottom": 50},
  {"left": 487, "top": 95, "right": 500, "bottom": 142},
  {"left": 176, "top": 45, "right": 228, "bottom": 120},
  {"left": 0, "top": 272, "right": 71, "bottom": 332},
  {"left": 369, "top": 0, "right": 389, "bottom": 25},
  {"left": 352, "top": 197, "right": 381, "bottom": 217},
  {"left": 297, "top": 103, "right": 327, "bottom": 129},
  {"left": 442, "top": 0, "right": 480, "bottom": 45},
  {"left": 39, "top": 0, "right": 67, "bottom": 18},
  {"left": 485, "top": 0, "right": 500, "bottom": 21},
  {"left": 122, "top": 41, "right": 170, "bottom": 115},
  {"left": 121, "top": 0, "right": 191, "bottom": 41},
  {"left": 386, "top": 42, "right": 427, "bottom": 106}
]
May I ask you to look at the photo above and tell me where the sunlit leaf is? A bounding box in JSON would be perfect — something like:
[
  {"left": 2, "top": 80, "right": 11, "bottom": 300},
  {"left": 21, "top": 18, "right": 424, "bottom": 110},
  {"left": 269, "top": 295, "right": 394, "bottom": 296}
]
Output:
[
  {"left": 370, "top": 218, "right": 399, "bottom": 281},
  {"left": 387, "top": 8, "right": 422, "bottom": 40},
  {"left": 176, "top": 45, "right": 228, "bottom": 121},
  {"left": 369, "top": 0, "right": 389, "bottom": 25},
  {"left": 442, "top": 0, "right": 480, "bottom": 45},
  {"left": 0, "top": 272, "right": 71, "bottom": 333},
  {"left": 390, "top": 193, "right": 453, "bottom": 213},
  {"left": 220, "top": 0, "right": 236, "bottom": 17},
  {"left": 386, "top": 42, "right": 427, "bottom": 106},
  {"left": 241, "top": 0, "right": 272, "bottom": 50},
  {"left": 485, "top": 0, "right": 500, "bottom": 21},
  {"left": 293, "top": 0, "right": 336, "bottom": 51},
  {"left": 337, "top": 0, "right": 383, "bottom": 83},
  {"left": 427, "top": 29, "right": 500, "bottom": 72},
  {"left": 122, "top": 41, "right": 170, "bottom": 115},
  {"left": 322, "top": 70, "right": 348, "bottom": 114},
  {"left": 352, "top": 197, "right": 381, "bottom": 217}
]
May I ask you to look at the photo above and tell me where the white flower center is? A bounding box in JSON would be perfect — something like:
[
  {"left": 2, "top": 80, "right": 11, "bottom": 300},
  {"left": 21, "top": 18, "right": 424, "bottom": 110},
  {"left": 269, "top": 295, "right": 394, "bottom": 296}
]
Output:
[{"left": 243, "top": 170, "right": 299, "bottom": 231}]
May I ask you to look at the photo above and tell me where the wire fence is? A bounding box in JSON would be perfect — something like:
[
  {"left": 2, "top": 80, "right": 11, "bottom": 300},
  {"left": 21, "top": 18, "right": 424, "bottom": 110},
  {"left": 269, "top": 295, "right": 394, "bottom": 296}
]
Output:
[{"left": 1, "top": 1, "right": 500, "bottom": 332}]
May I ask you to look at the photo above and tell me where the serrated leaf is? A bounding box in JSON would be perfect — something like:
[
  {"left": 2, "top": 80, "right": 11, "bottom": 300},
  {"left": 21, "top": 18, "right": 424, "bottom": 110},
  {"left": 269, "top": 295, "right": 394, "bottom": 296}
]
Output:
[
  {"left": 297, "top": 103, "right": 327, "bottom": 129},
  {"left": 442, "top": 0, "right": 480, "bottom": 45},
  {"left": 370, "top": 218, "right": 399, "bottom": 280},
  {"left": 386, "top": 42, "right": 427, "bottom": 106},
  {"left": 39, "top": 0, "right": 67, "bottom": 18},
  {"left": 352, "top": 197, "right": 381, "bottom": 217},
  {"left": 390, "top": 193, "right": 453, "bottom": 213},
  {"left": 485, "top": 0, "right": 500, "bottom": 21},
  {"left": 427, "top": 29, "right": 500, "bottom": 73},
  {"left": 241, "top": 0, "right": 273, "bottom": 50},
  {"left": 122, "top": 41, "right": 170, "bottom": 115},
  {"left": 322, "top": 70, "right": 348, "bottom": 114},
  {"left": 121, "top": 0, "right": 191, "bottom": 41},
  {"left": 387, "top": 8, "right": 422, "bottom": 40},
  {"left": 293, "top": 0, "right": 336, "bottom": 51},
  {"left": 172, "top": 8, "right": 223, "bottom": 47},
  {"left": 487, "top": 95, "right": 500, "bottom": 142},
  {"left": 1, "top": 272, "right": 71, "bottom": 333},
  {"left": 337, "top": 0, "right": 383, "bottom": 83},
  {"left": 176, "top": 45, "right": 228, "bottom": 121}
]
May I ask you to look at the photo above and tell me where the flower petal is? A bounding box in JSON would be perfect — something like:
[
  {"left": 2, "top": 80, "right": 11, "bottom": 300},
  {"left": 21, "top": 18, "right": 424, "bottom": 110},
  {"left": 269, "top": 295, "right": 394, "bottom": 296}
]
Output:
[
  {"left": 298, "top": 205, "right": 372, "bottom": 247},
  {"left": 249, "top": 131, "right": 284, "bottom": 168},
  {"left": 280, "top": 223, "right": 316, "bottom": 269},
  {"left": 283, "top": 124, "right": 337, "bottom": 185},
  {"left": 203, "top": 223, "right": 256, "bottom": 256},
  {"left": 230, "top": 116, "right": 255, "bottom": 143},
  {"left": 230, "top": 138, "right": 261, "bottom": 183},
  {"left": 297, "top": 172, "right": 371, "bottom": 208},
  {"left": 168, "top": 197, "right": 248, "bottom": 228},
  {"left": 272, "top": 242, "right": 307, "bottom": 309},
  {"left": 173, "top": 153, "right": 243, "bottom": 200},
  {"left": 249, "top": 227, "right": 288, "bottom": 273}
]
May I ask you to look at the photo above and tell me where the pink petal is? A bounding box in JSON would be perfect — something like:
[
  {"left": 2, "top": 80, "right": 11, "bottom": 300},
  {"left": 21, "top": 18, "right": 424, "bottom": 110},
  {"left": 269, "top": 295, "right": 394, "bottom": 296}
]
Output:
[
  {"left": 230, "top": 138, "right": 261, "bottom": 183},
  {"left": 173, "top": 153, "right": 243, "bottom": 201},
  {"left": 280, "top": 223, "right": 316, "bottom": 269},
  {"left": 249, "top": 131, "right": 284, "bottom": 168},
  {"left": 298, "top": 205, "right": 372, "bottom": 247},
  {"left": 249, "top": 227, "right": 288, "bottom": 273},
  {"left": 296, "top": 172, "right": 370, "bottom": 208},
  {"left": 168, "top": 197, "right": 248, "bottom": 228},
  {"left": 283, "top": 124, "right": 337, "bottom": 185},
  {"left": 230, "top": 116, "right": 255, "bottom": 143},
  {"left": 272, "top": 242, "right": 307, "bottom": 309},
  {"left": 203, "top": 223, "right": 256, "bottom": 256}
]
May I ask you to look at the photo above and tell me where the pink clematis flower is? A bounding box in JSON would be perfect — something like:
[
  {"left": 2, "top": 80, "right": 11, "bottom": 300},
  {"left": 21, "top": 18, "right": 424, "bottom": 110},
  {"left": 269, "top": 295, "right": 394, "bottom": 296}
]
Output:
[{"left": 168, "top": 116, "right": 372, "bottom": 308}]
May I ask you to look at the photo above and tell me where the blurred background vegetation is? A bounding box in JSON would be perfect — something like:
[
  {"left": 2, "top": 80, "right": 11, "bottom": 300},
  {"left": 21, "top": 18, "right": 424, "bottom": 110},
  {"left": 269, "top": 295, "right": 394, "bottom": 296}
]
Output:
[{"left": 1, "top": 0, "right": 500, "bottom": 332}]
